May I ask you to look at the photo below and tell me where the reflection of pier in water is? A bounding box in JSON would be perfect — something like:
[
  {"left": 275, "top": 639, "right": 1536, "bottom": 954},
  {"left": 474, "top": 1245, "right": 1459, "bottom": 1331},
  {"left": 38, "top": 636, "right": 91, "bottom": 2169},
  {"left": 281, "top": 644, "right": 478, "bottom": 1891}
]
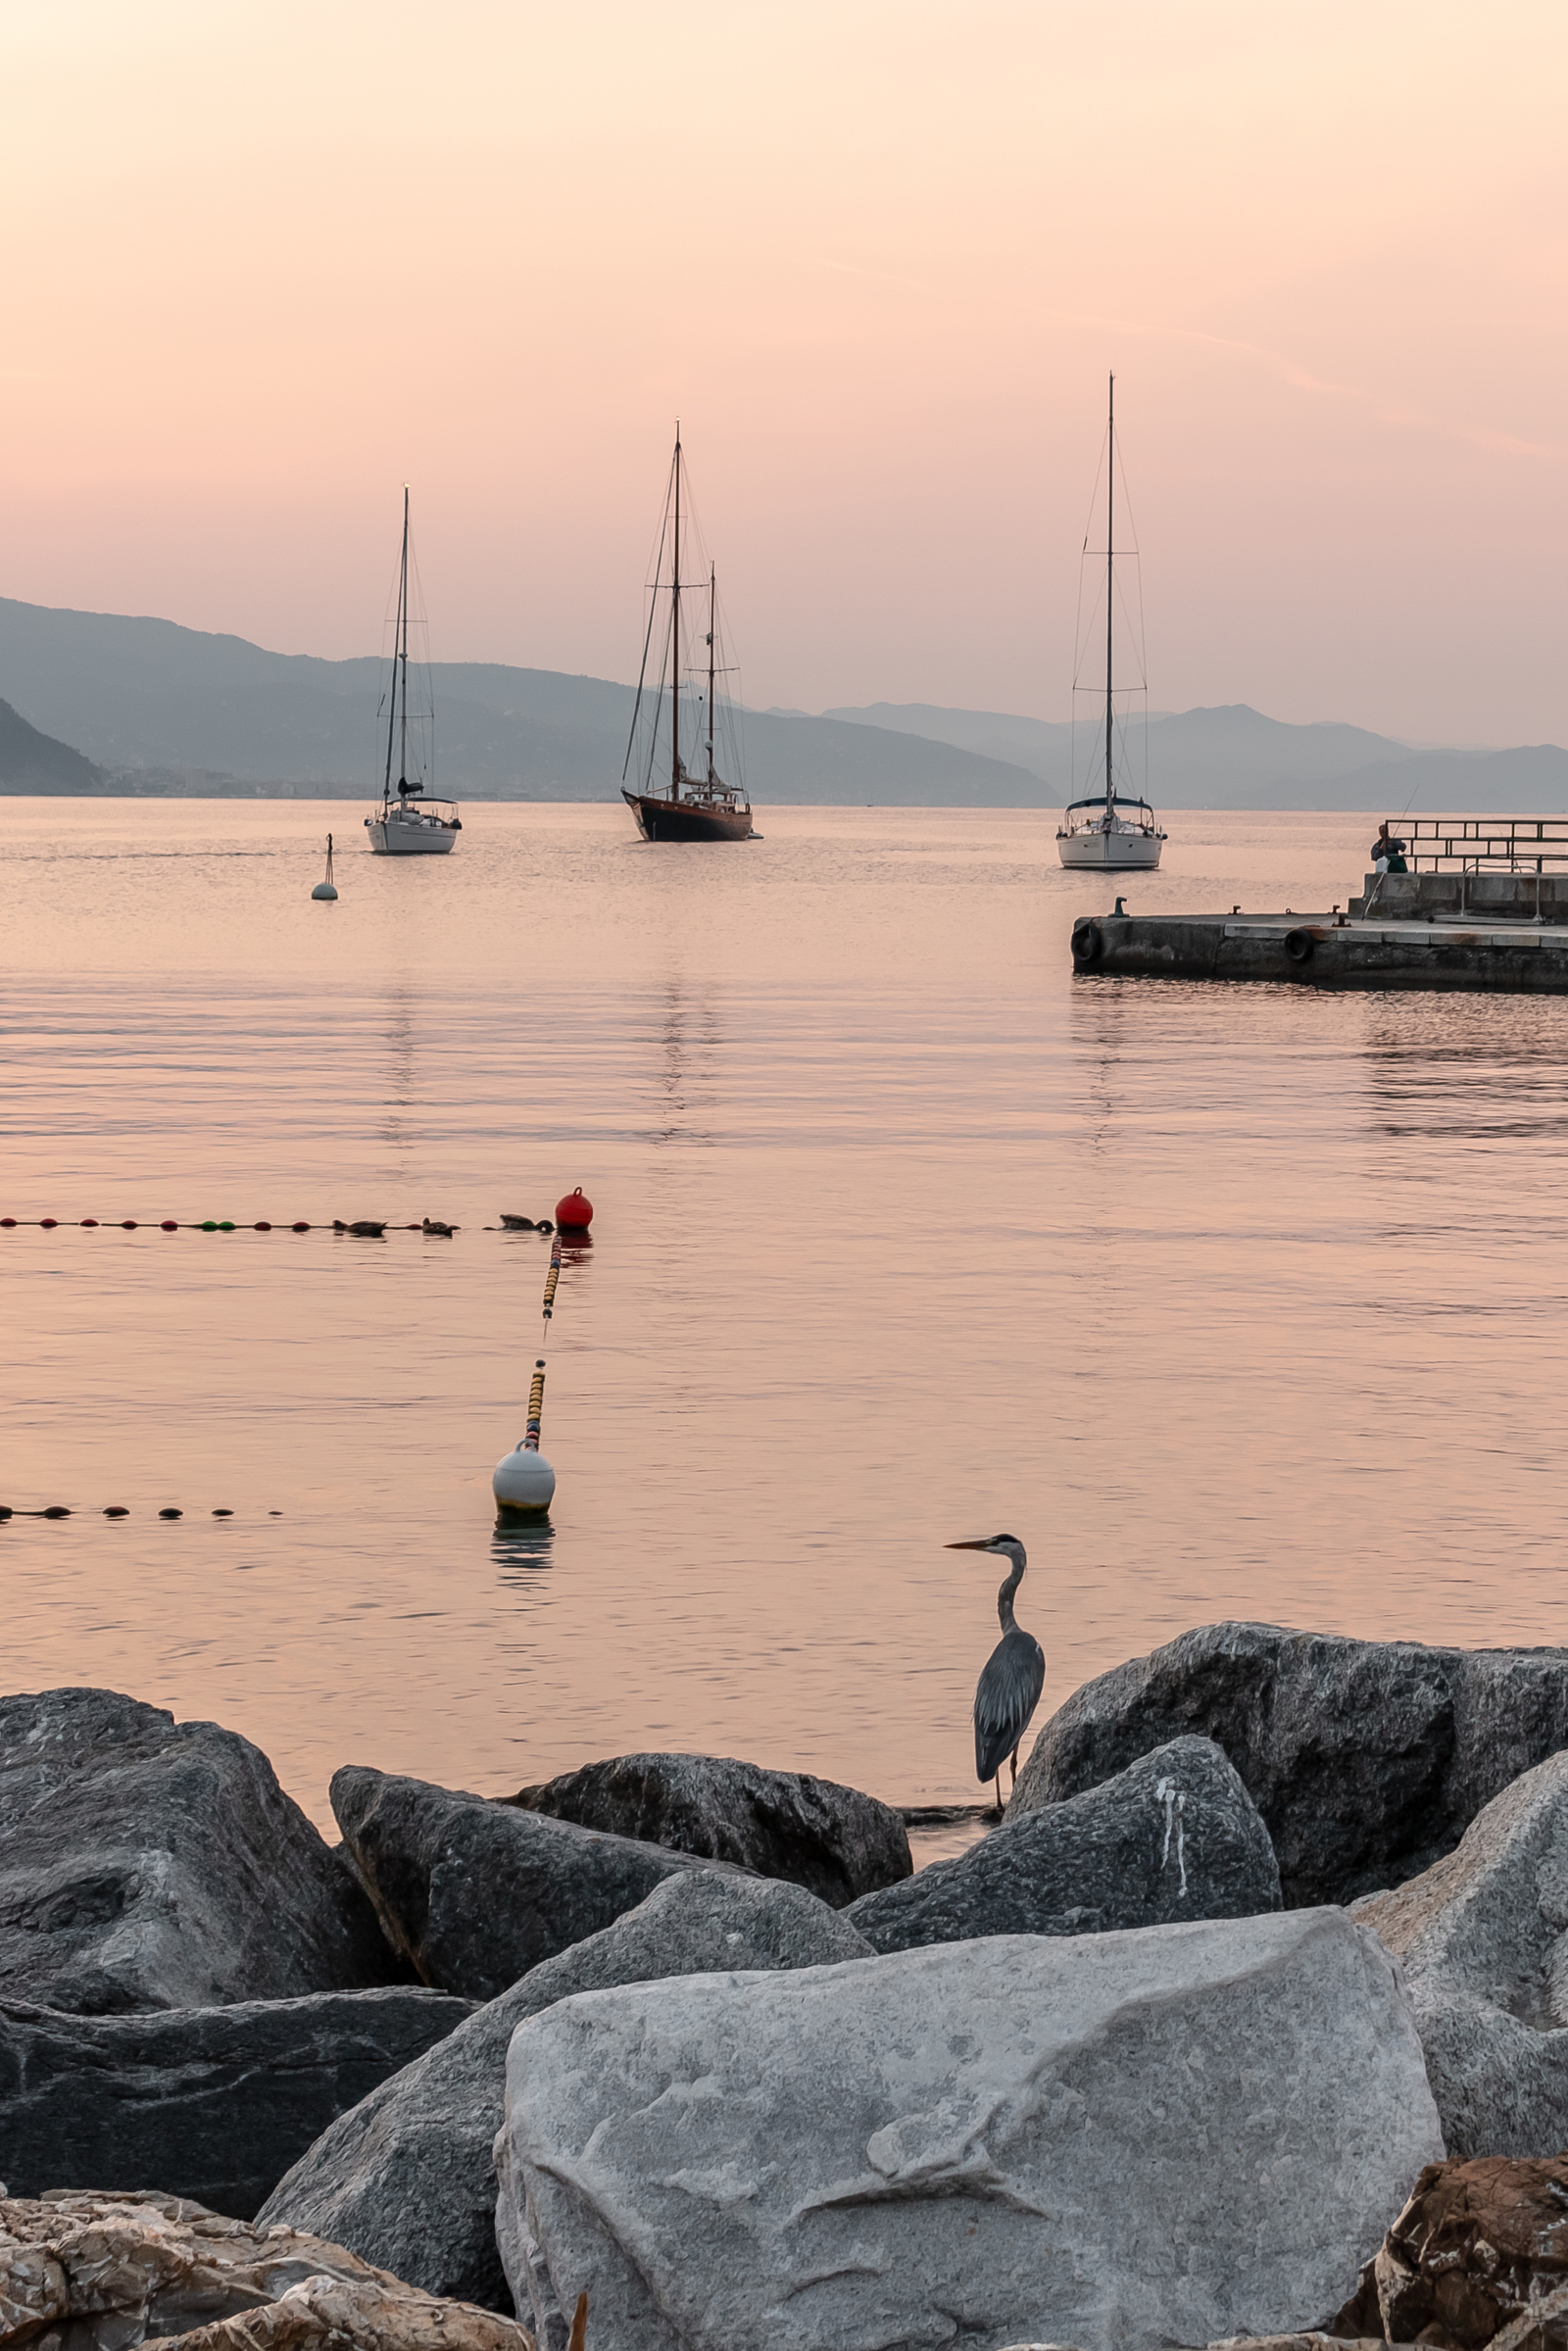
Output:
[{"left": 1358, "top": 997, "right": 1568, "bottom": 1155}]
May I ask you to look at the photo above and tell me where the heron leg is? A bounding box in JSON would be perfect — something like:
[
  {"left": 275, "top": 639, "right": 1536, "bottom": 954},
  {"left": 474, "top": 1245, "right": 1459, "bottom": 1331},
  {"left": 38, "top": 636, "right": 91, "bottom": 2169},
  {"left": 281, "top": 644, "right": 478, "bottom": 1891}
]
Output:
[
  {"left": 994, "top": 1772, "right": 1003, "bottom": 1815},
  {"left": 1009, "top": 1745, "right": 1020, "bottom": 1788}
]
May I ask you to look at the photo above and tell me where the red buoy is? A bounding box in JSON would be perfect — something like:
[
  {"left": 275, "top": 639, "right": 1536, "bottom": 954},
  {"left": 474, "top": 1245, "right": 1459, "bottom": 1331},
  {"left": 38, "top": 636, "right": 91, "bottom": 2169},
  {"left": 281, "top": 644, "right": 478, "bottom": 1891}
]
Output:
[
  {"left": 80, "top": 1218, "right": 98, "bottom": 1228},
  {"left": 291, "top": 1221, "right": 311, "bottom": 1233},
  {"left": 40, "top": 1218, "right": 57, "bottom": 1229},
  {"left": 555, "top": 1187, "right": 594, "bottom": 1230},
  {"left": 254, "top": 1221, "right": 271, "bottom": 1232},
  {"left": 160, "top": 1219, "right": 178, "bottom": 1231},
  {"left": 122, "top": 1220, "right": 138, "bottom": 1230},
  {"left": 0, "top": 1218, "right": 15, "bottom": 1228}
]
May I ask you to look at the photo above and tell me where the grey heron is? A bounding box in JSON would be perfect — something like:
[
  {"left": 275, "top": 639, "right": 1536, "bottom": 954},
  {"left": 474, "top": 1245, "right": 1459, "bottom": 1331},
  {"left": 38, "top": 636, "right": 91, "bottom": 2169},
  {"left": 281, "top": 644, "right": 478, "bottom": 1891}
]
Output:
[{"left": 948, "top": 1534, "right": 1045, "bottom": 1813}]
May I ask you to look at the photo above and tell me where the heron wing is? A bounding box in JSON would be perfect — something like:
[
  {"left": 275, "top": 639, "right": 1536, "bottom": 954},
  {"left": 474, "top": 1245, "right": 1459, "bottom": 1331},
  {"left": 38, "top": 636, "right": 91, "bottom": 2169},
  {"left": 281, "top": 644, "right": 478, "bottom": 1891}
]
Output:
[{"left": 973, "top": 1632, "right": 1047, "bottom": 1783}]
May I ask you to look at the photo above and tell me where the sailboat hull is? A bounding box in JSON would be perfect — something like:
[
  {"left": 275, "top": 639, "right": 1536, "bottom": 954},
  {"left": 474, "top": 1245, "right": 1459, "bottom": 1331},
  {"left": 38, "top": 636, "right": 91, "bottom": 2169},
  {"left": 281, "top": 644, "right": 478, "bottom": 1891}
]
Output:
[
  {"left": 366, "top": 816, "right": 459, "bottom": 856},
  {"left": 1056, "top": 828, "right": 1163, "bottom": 871},
  {"left": 622, "top": 789, "right": 754, "bottom": 843}
]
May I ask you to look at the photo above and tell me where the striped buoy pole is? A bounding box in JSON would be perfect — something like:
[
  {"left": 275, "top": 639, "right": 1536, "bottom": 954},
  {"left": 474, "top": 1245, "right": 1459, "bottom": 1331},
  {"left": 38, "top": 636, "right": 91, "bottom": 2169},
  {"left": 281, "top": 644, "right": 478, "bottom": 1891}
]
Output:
[
  {"left": 492, "top": 1233, "right": 569, "bottom": 1522},
  {"left": 493, "top": 1358, "right": 556, "bottom": 1522}
]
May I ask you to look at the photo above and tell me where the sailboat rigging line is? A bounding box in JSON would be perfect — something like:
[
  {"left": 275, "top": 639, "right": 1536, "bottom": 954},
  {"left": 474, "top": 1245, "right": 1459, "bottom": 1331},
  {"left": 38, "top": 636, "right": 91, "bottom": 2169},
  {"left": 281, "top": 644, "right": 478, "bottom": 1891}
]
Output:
[
  {"left": 383, "top": 488, "right": 410, "bottom": 800},
  {"left": 622, "top": 452, "right": 676, "bottom": 782}
]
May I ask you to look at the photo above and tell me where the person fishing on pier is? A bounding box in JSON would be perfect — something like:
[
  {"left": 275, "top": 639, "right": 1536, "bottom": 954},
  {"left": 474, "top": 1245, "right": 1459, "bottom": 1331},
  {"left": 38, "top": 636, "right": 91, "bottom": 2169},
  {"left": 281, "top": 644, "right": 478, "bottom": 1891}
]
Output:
[{"left": 1372, "top": 820, "right": 1409, "bottom": 873}]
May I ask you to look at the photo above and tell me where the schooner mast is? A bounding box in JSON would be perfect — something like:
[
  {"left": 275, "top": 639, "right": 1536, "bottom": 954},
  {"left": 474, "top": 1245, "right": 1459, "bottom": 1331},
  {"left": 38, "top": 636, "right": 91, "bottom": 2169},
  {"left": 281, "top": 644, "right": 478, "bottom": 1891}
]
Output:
[
  {"left": 706, "top": 563, "right": 716, "bottom": 781},
  {"left": 670, "top": 427, "right": 682, "bottom": 798}
]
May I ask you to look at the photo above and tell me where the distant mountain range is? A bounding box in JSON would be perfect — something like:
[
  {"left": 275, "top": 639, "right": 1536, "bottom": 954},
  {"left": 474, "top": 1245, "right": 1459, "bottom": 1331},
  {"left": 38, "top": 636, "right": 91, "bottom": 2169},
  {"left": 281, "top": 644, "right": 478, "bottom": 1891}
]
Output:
[
  {"left": 1, "top": 595, "right": 1565, "bottom": 811},
  {"left": 826, "top": 701, "right": 1568, "bottom": 813}
]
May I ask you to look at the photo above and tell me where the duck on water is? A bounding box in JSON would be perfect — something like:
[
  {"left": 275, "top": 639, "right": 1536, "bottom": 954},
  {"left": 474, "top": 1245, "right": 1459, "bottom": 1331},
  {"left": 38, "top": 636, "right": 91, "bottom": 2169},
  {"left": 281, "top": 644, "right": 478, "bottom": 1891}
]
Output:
[{"left": 620, "top": 428, "right": 755, "bottom": 844}]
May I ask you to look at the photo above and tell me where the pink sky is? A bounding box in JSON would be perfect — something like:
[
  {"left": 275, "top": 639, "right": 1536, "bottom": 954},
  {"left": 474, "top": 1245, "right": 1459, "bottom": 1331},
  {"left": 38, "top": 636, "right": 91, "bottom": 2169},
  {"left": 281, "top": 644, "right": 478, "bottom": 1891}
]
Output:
[{"left": 5, "top": 0, "right": 1565, "bottom": 740}]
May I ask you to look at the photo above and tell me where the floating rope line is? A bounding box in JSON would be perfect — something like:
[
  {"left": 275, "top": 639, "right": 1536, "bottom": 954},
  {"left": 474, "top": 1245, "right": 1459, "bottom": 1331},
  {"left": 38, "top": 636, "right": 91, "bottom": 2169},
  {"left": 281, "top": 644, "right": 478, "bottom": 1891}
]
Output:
[
  {"left": 0, "top": 1218, "right": 559, "bottom": 1236},
  {"left": 523, "top": 1359, "right": 547, "bottom": 1451},
  {"left": 0, "top": 1505, "right": 281, "bottom": 1523},
  {"left": 540, "top": 1235, "right": 563, "bottom": 1328}
]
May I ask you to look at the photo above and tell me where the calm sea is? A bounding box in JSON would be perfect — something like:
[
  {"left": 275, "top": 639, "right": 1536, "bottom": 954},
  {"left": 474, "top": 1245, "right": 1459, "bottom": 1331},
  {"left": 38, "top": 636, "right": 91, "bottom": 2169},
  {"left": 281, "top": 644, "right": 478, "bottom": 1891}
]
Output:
[{"left": 5, "top": 798, "right": 1566, "bottom": 1842}]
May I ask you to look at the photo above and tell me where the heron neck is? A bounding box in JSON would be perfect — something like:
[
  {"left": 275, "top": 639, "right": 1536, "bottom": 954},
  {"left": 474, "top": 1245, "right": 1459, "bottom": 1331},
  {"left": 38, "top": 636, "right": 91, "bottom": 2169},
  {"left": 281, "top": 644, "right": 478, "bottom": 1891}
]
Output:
[{"left": 997, "top": 1564, "right": 1024, "bottom": 1633}]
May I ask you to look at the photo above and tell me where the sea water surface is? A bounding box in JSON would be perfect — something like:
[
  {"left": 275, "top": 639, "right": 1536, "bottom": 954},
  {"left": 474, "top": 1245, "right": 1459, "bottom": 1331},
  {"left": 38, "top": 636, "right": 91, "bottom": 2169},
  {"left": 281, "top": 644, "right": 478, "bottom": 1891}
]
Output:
[{"left": 4, "top": 799, "right": 1568, "bottom": 1836}]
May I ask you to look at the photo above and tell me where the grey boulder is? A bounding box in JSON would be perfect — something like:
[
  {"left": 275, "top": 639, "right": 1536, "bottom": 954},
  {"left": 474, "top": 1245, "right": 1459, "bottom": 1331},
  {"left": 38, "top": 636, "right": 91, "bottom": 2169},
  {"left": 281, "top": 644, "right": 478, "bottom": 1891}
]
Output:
[
  {"left": 846, "top": 1735, "right": 1280, "bottom": 1952},
  {"left": 509, "top": 1750, "right": 910, "bottom": 1907},
  {"left": 0, "top": 1984, "right": 471, "bottom": 2219},
  {"left": 495, "top": 1906, "right": 1442, "bottom": 2351},
  {"left": 0, "top": 1689, "right": 398, "bottom": 2012},
  {"left": 1012, "top": 1620, "right": 1568, "bottom": 1907},
  {"left": 261, "top": 1873, "right": 870, "bottom": 2317},
  {"left": 331, "top": 1764, "right": 750, "bottom": 2000},
  {"left": 1354, "top": 1747, "right": 1568, "bottom": 2158}
]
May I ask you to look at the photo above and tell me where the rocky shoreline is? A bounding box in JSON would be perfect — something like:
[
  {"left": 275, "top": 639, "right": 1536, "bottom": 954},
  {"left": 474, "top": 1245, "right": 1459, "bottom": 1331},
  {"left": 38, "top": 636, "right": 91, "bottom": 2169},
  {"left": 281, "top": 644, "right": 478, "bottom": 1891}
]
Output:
[{"left": 8, "top": 1623, "right": 1568, "bottom": 2350}]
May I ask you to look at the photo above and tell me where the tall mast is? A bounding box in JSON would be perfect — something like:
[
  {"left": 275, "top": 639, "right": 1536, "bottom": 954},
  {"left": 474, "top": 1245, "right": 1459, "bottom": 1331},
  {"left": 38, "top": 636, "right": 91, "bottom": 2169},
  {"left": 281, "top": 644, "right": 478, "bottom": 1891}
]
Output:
[
  {"left": 670, "top": 428, "right": 682, "bottom": 796},
  {"left": 399, "top": 487, "right": 410, "bottom": 791},
  {"left": 382, "top": 486, "right": 409, "bottom": 803},
  {"left": 1104, "top": 375, "right": 1114, "bottom": 808},
  {"left": 707, "top": 563, "right": 716, "bottom": 780}
]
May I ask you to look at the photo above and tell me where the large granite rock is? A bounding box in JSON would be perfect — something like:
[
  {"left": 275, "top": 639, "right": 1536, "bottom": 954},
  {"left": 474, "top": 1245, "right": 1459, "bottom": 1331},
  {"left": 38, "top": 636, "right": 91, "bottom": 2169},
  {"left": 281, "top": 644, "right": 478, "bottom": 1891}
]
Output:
[
  {"left": 0, "top": 2188, "right": 533, "bottom": 2351},
  {"left": 495, "top": 1905, "right": 1442, "bottom": 2351},
  {"left": 261, "top": 1872, "right": 868, "bottom": 2319},
  {"left": 0, "top": 1689, "right": 398, "bottom": 2012},
  {"left": 331, "top": 1766, "right": 750, "bottom": 2001},
  {"left": 1333, "top": 2156, "right": 1568, "bottom": 2348},
  {"left": 846, "top": 1735, "right": 1280, "bottom": 1952},
  {"left": 1353, "top": 1748, "right": 1568, "bottom": 2157},
  {"left": 1011, "top": 1621, "right": 1568, "bottom": 1907},
  {"left": 0, "top": 1984, "right": 472, "bottom": 2218},
  {"left": 509, "top": 1751, "right": 909, "bottom": 1908}
]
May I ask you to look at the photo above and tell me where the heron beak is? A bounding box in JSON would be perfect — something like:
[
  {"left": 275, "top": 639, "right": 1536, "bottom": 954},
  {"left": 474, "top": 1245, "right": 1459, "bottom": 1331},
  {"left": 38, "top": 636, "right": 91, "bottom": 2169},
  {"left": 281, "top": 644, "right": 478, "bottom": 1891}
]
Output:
[{"left": 945, "top": 1540, "right": 992, "bottom": 1550}]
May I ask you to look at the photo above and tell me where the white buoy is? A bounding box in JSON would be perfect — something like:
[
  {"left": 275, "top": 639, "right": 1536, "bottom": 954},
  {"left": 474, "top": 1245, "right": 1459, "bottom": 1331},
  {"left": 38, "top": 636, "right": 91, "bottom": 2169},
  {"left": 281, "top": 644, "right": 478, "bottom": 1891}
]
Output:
[
  {"left": 493, "top": 1442, "right": 556, "bottom": 1520},
  {"left": 312, "top": 831, "right": 339, "bottom": 902}
]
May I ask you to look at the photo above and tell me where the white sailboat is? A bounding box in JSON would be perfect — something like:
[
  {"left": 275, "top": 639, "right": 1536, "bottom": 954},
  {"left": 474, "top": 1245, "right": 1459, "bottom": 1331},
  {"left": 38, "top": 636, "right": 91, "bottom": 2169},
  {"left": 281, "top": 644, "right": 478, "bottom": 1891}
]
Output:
[
  {"left": 1056, "top": 376, "right": 1165, "bottom": 872},
  {"left": 366, "top": 490, "right": 461, "bottom": 857}
]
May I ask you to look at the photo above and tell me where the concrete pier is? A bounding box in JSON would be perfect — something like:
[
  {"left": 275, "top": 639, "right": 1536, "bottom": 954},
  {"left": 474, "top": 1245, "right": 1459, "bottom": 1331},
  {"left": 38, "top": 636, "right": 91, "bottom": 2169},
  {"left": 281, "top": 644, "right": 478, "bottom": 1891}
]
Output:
[{"left": 1071, "top": 905, "right": 1568, "bottom": 992}]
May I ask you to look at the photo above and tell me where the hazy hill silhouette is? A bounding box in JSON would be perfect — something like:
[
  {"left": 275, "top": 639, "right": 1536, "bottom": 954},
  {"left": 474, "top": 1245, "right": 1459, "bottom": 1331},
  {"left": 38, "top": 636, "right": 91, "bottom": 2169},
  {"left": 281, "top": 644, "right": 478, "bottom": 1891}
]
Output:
[
  {"left": 0, "top": 695, "right": 104, "bottom": 790},
  {"left": 0, "top": 598, "right": 1037, "bottom": 805},
  {"left": 2, "top": 595, "right": 1564, "bottom": 809}
]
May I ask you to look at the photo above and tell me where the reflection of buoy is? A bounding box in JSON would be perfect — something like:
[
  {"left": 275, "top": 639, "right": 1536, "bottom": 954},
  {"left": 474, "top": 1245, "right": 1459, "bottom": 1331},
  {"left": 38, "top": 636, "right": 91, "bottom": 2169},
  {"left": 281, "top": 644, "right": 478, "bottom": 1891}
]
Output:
[
  {"left": 555, "top": 1187, "right": 593, "bottom": 1231},
  {"left": 494, "top": 1358, "right": 556, "bottom": 1522},
  {"left": 312, "top": 833, "right": 339, "bottom": 902}
]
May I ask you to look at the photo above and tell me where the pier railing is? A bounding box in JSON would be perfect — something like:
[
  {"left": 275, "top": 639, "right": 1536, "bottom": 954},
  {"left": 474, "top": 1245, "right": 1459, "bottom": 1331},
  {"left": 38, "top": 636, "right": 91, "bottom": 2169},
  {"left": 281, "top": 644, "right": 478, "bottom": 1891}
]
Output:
[{"left": 1395, "top": 816, "right": 1568, "bottom": 872}]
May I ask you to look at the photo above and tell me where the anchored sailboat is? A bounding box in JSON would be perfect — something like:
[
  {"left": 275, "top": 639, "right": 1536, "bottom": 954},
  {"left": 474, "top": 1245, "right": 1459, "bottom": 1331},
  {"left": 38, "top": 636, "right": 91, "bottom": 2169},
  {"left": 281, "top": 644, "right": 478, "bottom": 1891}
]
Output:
[
  {"left": 366, "top": 490, "right": 461, "bottom": 857},
  {"left": 1056, "top": 376, "right": 1165, "bottom": 872},
  {"left": 621, "top": 430, "right": 754, "bottom": 843}
]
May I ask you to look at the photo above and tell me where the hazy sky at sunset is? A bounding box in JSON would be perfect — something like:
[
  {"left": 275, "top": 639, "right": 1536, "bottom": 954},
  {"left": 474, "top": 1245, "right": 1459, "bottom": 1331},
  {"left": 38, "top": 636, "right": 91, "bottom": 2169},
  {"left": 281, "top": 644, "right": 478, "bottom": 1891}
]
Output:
[{"left": 5, "top": 2, "right": 1565, "bottom": 740}]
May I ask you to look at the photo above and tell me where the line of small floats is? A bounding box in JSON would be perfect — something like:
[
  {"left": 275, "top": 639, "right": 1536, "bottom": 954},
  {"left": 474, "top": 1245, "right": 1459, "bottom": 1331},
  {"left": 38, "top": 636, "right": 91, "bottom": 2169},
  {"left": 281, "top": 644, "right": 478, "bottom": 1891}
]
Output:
[
  {"left": 2, "top": 1193, "right": 595, "bottom": 1535},
  {"left": 327, "top": 379, "right": 1165, "bottom": 892}
]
